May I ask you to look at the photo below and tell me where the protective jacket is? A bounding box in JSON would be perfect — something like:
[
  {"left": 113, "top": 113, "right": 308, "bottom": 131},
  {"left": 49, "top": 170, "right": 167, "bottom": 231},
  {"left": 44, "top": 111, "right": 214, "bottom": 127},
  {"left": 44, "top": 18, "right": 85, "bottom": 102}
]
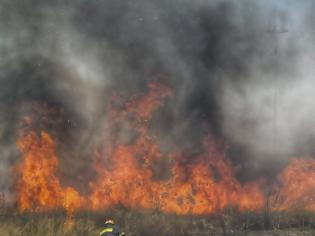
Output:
[{"left": 99, "top": 224, "right": 125, "bottom": 236}]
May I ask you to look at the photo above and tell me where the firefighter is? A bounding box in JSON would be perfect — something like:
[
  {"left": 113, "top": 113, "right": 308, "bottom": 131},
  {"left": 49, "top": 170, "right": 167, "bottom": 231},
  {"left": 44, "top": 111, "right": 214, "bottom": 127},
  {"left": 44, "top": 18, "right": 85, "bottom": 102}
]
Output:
[{"left": 99, "top": 219, "right": 125, "bottom": 236}]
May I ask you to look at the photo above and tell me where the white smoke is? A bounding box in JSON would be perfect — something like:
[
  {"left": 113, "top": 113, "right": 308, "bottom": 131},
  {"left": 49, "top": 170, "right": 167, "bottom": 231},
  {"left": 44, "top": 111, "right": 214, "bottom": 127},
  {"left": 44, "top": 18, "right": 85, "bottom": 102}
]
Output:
[{"left": 221, "top": 1, "right": 315, "bottom": 160}]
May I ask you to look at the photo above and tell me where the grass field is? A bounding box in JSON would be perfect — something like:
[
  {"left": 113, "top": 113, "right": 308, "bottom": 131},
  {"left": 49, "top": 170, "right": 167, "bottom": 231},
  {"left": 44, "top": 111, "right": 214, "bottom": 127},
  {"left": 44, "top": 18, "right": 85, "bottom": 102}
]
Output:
[{"left": 1, "top": 207, "right": 315, "bottom": 236}]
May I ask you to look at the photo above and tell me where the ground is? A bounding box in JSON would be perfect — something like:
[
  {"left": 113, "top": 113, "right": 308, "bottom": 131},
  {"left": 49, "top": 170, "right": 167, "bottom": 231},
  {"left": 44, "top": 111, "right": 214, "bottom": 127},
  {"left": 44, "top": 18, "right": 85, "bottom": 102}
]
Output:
[{"left": 1, "top": 208, "right": 315, "bottom": 236}]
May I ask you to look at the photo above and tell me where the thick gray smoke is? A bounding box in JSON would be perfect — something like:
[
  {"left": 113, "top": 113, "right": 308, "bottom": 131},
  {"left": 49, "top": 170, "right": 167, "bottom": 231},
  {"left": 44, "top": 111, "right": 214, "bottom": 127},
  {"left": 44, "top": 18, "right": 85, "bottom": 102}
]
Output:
[
  {"left": 0, "top": 0, "right": 314, "bottom": 200},
  {"left": 220, "top": 1, "right": 315, "bottom": 176}
]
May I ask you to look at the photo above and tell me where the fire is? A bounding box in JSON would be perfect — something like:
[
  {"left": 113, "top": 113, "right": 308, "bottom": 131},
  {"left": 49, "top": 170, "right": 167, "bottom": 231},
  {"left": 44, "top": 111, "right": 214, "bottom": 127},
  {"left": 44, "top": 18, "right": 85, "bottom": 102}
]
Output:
[
  {"left": 271, "top": 158, "right": 315, "bottom": 212},
  {"left": 16, "top": 131, "right": 85, "bottom": 215},
  {"left": 89, "top": 80, "right": 264, "bottom": 214},
  {"left": 14, "top": 79, "right": 315, "bottom": 216},
  {"left": 89, "top": 133, "right": 264, "bottom": 214}
]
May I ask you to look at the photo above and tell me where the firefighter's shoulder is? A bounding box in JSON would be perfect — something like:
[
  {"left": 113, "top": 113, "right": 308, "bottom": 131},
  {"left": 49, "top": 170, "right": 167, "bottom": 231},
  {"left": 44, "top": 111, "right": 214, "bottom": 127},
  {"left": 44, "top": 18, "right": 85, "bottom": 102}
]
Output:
[{"left": 99, "top": 227, "right": 113, "bottom": 235}]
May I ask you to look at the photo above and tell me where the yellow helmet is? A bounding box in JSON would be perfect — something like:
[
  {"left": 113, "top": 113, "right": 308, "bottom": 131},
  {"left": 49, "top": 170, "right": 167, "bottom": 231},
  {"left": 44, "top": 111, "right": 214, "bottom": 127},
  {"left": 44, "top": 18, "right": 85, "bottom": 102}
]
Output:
[{"left": 105, "top": 219, "right": 115, "bottom": 225}]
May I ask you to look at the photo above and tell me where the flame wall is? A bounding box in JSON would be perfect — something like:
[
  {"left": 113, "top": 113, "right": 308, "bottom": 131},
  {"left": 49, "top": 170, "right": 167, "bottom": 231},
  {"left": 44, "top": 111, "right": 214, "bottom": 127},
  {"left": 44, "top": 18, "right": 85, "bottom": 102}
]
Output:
[
  {"left": 1, "top": 0, "right": 315, "bottom": 215},
  {"left": 14, "top": 81, "right": 315, "bottom": 215}
]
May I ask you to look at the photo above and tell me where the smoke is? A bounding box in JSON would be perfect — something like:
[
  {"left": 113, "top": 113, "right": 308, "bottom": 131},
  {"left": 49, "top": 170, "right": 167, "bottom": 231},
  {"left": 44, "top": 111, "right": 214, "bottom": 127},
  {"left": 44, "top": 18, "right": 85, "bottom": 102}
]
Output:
[
  {"left": 0, "top": 0, "right": 314, "bottom": 199},
  {"left": 220, "top": 0, "right": 315, "bottom": 174}
]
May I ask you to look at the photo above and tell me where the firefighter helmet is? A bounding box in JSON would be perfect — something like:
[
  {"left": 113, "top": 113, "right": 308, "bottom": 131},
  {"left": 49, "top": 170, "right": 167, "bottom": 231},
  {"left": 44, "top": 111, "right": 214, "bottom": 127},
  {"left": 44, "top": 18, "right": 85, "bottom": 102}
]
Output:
[{"left": 105, "top": 219, "right": 115, "bottom": 225}]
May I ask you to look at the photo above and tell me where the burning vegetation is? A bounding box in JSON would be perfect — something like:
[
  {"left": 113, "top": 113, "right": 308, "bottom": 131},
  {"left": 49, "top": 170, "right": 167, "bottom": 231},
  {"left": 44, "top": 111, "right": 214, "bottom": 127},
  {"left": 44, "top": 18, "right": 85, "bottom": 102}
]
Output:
[
  {"left": 12, "top": 81, "right": 315, "bottom": 220},
  {"left": 2, "top": 0, "right": 315, "bottom": 235}
]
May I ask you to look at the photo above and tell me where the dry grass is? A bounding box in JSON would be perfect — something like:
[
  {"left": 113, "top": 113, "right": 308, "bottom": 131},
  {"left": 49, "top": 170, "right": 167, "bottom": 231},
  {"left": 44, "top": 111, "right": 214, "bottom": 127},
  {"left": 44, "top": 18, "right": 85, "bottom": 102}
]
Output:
[{"left": 1, "top": 208, "right": 315, "bottom": 236}]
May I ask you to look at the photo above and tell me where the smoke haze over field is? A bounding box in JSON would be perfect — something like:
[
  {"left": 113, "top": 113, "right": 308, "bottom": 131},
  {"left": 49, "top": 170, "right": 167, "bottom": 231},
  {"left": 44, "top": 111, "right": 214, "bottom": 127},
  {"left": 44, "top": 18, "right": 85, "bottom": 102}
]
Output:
[{"left": 1, "top": 0, "right": 315, "bottom": 198}]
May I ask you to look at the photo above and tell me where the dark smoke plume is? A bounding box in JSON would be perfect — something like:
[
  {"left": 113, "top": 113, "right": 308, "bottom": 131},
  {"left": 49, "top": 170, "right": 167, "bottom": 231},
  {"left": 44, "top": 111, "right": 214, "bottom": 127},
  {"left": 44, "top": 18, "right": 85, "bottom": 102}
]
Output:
[{"left": 0, "top": 0, "right": 315, "bottom": 200}]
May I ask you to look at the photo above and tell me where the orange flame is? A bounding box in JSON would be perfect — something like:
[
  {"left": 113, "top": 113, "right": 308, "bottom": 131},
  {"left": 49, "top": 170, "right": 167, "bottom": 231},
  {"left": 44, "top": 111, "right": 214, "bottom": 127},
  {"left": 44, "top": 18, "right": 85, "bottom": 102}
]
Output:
[
  {"left": 88, "top": 80, "right": 264, "bottom": 214},
  {"left": 16, "top": 131, "right": 85, "bottom": 215},
  {"left": 271, "top": 158, "right": 315, "bottom": 212},
  {"left": 16, "top": 79, "right": 315, "bottom": 216},
  {"left": 89, "top": 133, "right": 264, "bottom": 214}
]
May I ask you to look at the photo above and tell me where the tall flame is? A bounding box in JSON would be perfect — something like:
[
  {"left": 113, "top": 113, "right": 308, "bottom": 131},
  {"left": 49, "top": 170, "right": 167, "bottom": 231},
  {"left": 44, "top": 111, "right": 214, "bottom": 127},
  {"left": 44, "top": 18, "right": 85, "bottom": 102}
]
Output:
[
  {"left": 16, "top": 131, "right": 85, "bottom": 215},
  {"left": 89, "top": 80, "right": 264, "bottom": 214},
  {"left": 14, "top": 80, "right": 315, "bottom": 216}
]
